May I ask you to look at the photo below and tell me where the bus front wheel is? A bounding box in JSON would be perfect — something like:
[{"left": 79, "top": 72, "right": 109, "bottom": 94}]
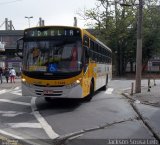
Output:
[
  {"left": 84, "top": 81, "right": 94, "bottom": 101},
  {"left": 44, "top": 97, "right": 52, "bottom": 102}
]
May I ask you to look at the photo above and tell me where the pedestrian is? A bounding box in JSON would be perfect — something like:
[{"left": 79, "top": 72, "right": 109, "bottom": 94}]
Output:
[
  {"left": 4, "top": 67, "right": 10, "bottom": 83},
  {"left": 9, "top": 67, "right": 16, "bottom": 83},
  {"left": 0, "top": 67, "right": 3, "bottom": 83}
]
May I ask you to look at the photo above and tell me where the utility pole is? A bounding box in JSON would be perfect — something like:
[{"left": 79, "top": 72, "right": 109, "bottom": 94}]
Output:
[{"left": 135, "top": 0, "right": 143, "bottom": 93}]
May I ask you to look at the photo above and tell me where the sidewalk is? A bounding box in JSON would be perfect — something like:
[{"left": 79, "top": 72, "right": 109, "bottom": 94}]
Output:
[
  {"left": 123, "top": 79, "right": 160, "bottom": 107},
  {"left": 122, "top": 79, "right": 160, "bottom": 141},
  {"left": 0, "top": 77, "right": 21, "bottom": 90},
  {"left": 132, "top": 85, "right": 160, "bottom": 107}
]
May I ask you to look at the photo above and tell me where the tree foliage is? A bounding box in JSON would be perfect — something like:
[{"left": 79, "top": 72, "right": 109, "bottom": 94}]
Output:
[{"left": 78, "top": 0, "right": 160, "bottom": 75}]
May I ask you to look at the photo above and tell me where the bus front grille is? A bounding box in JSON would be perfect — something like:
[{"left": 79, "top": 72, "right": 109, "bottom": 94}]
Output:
[
  {"left": 35, "top": 90, "right": 63, "bottom": 96},
  {"left": 33, "top": 84, "right": 65, "bottom": 87}
]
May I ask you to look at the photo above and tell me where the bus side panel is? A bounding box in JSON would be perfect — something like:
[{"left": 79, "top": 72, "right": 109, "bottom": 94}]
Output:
[
  {"left": 82, "top": 72, "right": 90, "bottom": 98},
  {"left": 95, "top": 63, "right": 107, "bottom": 90},
  {"left": 108, "top": 64, "right": 112, "bottom": 82},
  {"left": 82, "top": 62, "right": 96, "bottom": 98}
]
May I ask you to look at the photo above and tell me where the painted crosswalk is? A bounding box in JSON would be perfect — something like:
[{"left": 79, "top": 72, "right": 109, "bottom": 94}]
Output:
[
  {"left": 0, "top": 111, "right": 26, "bottom": 117},
  {"left": 0, "top": 89, "right": 8, "bottom": 94},
  {"left": 105, "top": 88, "right": 114, "bottom": 94},
  {"left": 0, "top": 87, "right": 22, "bottom": 96},
  {"left": 0, "top": 86, "right": 60, "bottom": 141},
  {"left": 0, "top": 99, "right": 30, "bottom": 106},
  {"left": 7, "top": 123, "right": 42, "bottom": 128},
  {"left": 10, "top": 86, "right": 22, "bottom": 96}
]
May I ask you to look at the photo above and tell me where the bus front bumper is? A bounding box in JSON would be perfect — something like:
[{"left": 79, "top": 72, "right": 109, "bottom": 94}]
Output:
[{"left": 22, "top": 82, "right": 83, "bottom": 99}]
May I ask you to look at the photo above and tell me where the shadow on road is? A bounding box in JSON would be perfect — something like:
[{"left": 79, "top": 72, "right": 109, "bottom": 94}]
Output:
[
  {"left": 36, "top": 98, "right": 83, "bottom": 112},
  {"left": 35, "top": 89, "right": 105, "bottom": 114}
]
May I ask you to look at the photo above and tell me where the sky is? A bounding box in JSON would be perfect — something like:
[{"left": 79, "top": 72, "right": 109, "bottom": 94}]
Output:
[{"left": 0, "top": 0, "right": 97, "bottom": 30}]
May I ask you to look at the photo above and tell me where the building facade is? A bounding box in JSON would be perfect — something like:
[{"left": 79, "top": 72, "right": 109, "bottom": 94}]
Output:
[{"left": 0, "top": 30, "right": 23, "bottom": 75}]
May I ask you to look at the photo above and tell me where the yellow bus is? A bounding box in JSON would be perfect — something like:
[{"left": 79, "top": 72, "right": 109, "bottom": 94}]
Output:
[{"left": 17, "top": 26, "right": 112, "bottom": 102}]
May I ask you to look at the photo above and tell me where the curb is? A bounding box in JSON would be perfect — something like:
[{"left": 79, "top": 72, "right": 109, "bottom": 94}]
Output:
[
  {"left": 131, "top": 103, "right": 160, "bottom": 143},
  {"left": 122, "top": 92, "right": 160, "bottom": 143}
]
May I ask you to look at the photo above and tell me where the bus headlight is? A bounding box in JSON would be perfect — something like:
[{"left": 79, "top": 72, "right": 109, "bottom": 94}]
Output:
[
  {"left": 76, "top": 80, "right": 80, "bottom": 84},
  {"left": 22, "top": 78, "right": 26, "bottom": 82},
  {"left": 66, "top": 79, "right": 81, "bottom": 89}
]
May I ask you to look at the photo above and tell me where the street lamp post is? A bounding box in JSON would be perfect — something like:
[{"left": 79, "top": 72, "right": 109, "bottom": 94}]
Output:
[
  {"left": 25, "top": 16, "right": 33, "bottom": 28},
  {"left": 135, "top": 0, "right": 143, "bottom": 93}
]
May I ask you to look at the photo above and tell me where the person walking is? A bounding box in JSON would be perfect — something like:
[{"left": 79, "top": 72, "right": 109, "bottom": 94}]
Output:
[
  {"left": 4, "top": 67, "right": 10, "bottom": 83},
  {"left": 9, "top": 68, "right": 16, "bottom": 83},
  {"left": 0, "top": 67, "right": 3, "bottom": 83}
]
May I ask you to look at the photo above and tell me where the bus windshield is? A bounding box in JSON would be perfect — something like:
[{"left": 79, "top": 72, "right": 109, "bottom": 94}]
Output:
[{"left": 23, "top": 39, "right": 83, "bottom": 73}]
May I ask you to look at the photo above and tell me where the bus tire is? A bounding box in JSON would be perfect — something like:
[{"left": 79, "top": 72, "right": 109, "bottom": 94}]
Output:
[
  {"left": 84, "top": 80, "right": 94, "bottom": 101},
  {"left": 101, "top": 75, "right": 108, "bottom": 91},
  {"left": 44, "top": 97, "right": 52, "bottom": 102}
]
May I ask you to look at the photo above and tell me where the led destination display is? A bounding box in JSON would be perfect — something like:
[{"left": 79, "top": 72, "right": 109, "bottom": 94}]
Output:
[{"left": 24, "top": 27, "right": 81, "bottom": 37}]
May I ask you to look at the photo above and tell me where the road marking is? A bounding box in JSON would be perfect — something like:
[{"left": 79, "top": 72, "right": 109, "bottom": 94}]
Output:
[
  {"left": 0, "top": 129, "right": 43, "bottom": 145},
  {"left": 11, "top": 90, "right": 22, "bottom": 96},
  {"left": 0, "top": 87, "right": 22, "bottom": 96},
  {"left": 13, "top": 86, "right": 20, "bottom": 90},
  {"left": 10, "top": 87, "right": 22, "bottom": 96},
  {"left": 31, "top": 97, "right": 59, "bottom": 139},
  {"left": 7, "top": 123, "right": 42, "bottom": 128},
  {"left": 105, "top": 88, "right": 114, "bottom": 94},
  {"left": 0, "top": 89, "right": 7, "bottom": 94},
  {"left": 0, "top": 111, "right": 25, "bottom": 117},
  {"left": 0, "top": 99, "right": 31, "bottom": 106},
  {"left": 0, "top": 129, "right": 23, "bottom": 139}
]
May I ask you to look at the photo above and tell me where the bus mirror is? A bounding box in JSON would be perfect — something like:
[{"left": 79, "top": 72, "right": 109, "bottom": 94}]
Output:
[{"left": 16, "top": 37, "right": 23, "bottom": 59}]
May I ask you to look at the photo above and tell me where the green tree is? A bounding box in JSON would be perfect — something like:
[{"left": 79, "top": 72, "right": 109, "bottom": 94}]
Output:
[{"left": 78, "top": 0, "right": 160, "bottom": 75}]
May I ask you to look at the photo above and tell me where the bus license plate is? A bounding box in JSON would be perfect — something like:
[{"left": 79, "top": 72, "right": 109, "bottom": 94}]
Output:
[{"left": 43, "top": 90, "right": 53, "bottom": 94}]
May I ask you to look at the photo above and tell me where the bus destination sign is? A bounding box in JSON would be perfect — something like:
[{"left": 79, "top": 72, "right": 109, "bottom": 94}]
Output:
[{"left": 24, "top": 28, "right": 81, "bottom": 37}]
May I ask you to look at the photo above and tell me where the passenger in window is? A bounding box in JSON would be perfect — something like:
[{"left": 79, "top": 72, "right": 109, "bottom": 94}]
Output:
[
  {"left": 70, "top": 47, "right": 78, "bottom": 70},
  {"left": 32, "top": 47, "right": 41, "bottom": 65}
]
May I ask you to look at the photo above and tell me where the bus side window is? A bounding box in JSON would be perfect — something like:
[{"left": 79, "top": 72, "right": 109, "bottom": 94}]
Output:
[
  {"left": 90, "top": 40, "right": 94, "bottom": 59},
  {"left": 94, "top": 43, "right": 98, "bottom": 52},
  {"left": 83, "top": 46, "right": 89, "bottom": 72},
  {"left": 90, "top": 40, "right": 94, "bottom": 50}
]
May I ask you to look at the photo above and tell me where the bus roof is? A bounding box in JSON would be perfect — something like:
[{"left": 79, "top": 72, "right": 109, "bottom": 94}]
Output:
[
  {"left": 82, "top": 29, "right": 112, "bottom": 52},
  {"left": 24, "top": 25, "right": 81, "bottom": 31}
]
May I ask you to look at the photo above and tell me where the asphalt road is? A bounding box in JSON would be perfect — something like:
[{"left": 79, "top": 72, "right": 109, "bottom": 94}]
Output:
[{"left": 0, "top": 80, "right": 159, "bottom": 145}]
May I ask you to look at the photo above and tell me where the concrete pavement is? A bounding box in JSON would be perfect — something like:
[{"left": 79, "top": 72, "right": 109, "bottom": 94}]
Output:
[
  {"left": 124, "top": 80, "right": 160, "bottom": 107},
  {"left": 123, "top": 79, "right": 160, "bottom": 143}
]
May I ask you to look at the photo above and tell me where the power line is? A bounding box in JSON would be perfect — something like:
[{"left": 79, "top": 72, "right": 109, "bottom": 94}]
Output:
[{"left": 0, "top": 0, "right": 23, "bottom": 5}]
